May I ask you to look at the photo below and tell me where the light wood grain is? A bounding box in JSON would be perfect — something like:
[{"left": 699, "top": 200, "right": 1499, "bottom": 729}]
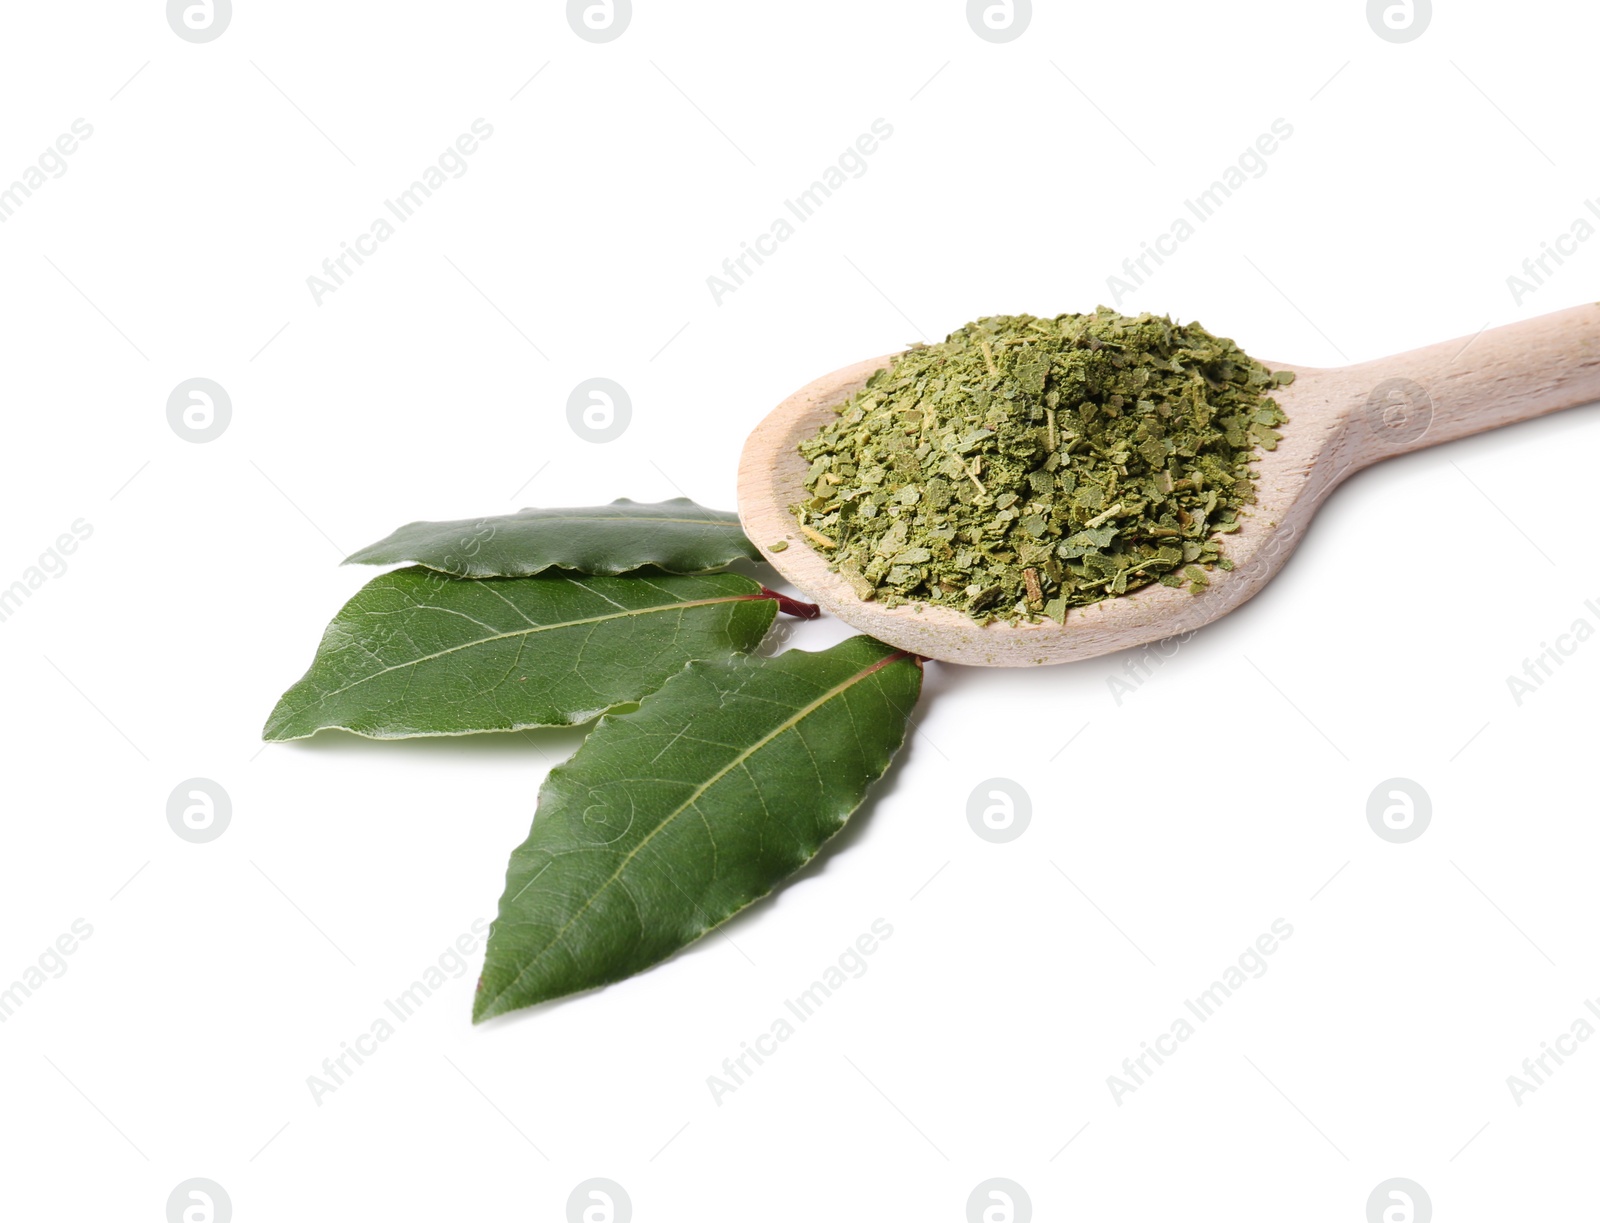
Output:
[{"left": 737, "top": 305, "right": 1600, "bottom": 666}]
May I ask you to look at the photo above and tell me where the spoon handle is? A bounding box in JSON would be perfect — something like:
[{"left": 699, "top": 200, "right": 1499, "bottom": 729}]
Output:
[{"left": 1340, "top": 303, "right": 1600, "bottom": 465}]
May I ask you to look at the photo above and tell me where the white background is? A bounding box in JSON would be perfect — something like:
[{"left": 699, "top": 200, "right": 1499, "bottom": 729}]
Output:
[{"left": 2, "top": 2, "right": 1596, "bottom": 1220}]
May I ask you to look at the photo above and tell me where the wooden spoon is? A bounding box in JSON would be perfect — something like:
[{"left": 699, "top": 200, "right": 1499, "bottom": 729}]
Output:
[{"left": 737, "top": 304, "right": 1600, "bottom": 666}]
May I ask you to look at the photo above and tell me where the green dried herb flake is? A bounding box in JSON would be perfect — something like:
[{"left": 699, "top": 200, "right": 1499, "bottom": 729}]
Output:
[{"left": 791, "top": 308, "right": 1289, "bottom": 622}]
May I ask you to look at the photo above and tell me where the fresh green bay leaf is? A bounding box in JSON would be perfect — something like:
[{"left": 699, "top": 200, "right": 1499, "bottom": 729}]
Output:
[
  {"left": 262, "top": 569, "right": 778, "bottom": 741},
  {"left": 474, "top": 635, "right": 922, "bottom": 1021},
  {"left": 344, "top": 498, "right": 759, "bottom": 578}
]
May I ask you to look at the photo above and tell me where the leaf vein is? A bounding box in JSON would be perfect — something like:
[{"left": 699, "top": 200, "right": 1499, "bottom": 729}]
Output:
[{"left": 485, "top": 652, "right": 908, "bottom": 1010}]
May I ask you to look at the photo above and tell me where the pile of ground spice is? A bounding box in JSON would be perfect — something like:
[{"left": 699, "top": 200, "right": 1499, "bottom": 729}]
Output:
[{"left": 791, "top": 309, "right": 1292, "bottom": 624}]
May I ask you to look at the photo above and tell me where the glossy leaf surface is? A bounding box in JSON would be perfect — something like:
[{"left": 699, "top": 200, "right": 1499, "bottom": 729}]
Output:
[{"left": 474, "top": 636, "right": 921, "bottom": 1020}]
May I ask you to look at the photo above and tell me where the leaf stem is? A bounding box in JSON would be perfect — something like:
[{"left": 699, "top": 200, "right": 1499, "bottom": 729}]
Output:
[{"left": 758, "top": 588, "right": 822, "bottom": 619}]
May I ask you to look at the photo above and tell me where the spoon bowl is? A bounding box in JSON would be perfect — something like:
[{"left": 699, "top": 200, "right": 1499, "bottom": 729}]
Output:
[{"left": 737, "top": 306, "right": 1600, "bottom": 665}]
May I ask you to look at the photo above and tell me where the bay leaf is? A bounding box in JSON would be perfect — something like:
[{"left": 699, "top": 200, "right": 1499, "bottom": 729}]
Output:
[
  {"left": 474, "top": 635, "right": 922, "bottom": 1021},
  {"left": 262, "top": 569, "right": 777, "bottom": 741},
  {"left": 344, "top": 497, "right": 758, "bottom": 578}
]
